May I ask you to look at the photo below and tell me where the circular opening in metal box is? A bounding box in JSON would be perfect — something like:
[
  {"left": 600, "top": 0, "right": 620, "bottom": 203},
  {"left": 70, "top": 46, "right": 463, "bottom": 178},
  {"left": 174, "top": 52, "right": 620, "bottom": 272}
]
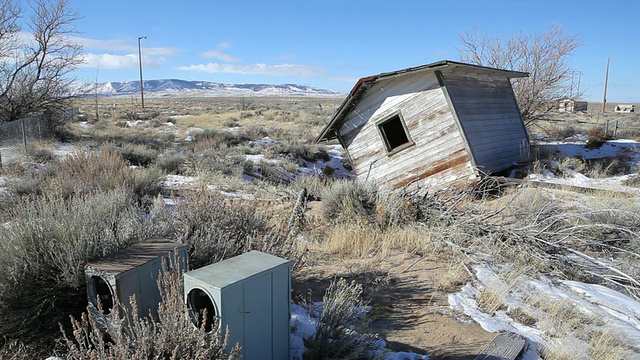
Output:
[
  {"left": 88, "top": 276, "right": 114, "bottom": 314},
  {"left": 187, "top": 288, "right": 216, "bottom": 332}
]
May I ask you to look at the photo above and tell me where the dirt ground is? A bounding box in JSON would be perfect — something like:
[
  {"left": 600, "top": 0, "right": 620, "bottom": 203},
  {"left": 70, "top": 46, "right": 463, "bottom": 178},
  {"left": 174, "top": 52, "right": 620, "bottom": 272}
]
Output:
[{"left": 292, "top": 253, "right": 495, "bottom": 360}]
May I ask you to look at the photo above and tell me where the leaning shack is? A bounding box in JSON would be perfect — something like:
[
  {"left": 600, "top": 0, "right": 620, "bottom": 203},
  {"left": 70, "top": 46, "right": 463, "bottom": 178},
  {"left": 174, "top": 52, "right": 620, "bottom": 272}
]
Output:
[{"left": 317, "top": 60, "right": 530, "bottom": 190}]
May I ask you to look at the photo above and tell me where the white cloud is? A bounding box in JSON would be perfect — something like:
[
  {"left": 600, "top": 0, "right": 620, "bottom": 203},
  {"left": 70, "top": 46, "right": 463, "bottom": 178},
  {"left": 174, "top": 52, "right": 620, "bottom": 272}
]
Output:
[
  {"left": 177, "top": 62, "right": 324, "bottom": 77},
  {"left": 79, "top": 53, "right": 166, "bottom": 69},
  {"left": 70, "top": 36, "right": 136, "bottom": 52},
  {"left": 69, "top": 36, "right": 179, "bottom": 56},
  {"left": 217, "top": 42, "right": 232, "bottom": 50},
  {"left": 202, "top": 50, "right": 239, "bottom": 63}
]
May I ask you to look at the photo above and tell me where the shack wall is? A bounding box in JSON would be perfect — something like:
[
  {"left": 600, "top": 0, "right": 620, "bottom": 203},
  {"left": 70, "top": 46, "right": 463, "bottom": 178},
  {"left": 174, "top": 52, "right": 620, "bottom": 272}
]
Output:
[
  {"left": 440, "top": 69, "right": 530, "bottom": 174},
  {"left": 338, "top": 70, "right": 476, "bottom": 189}
]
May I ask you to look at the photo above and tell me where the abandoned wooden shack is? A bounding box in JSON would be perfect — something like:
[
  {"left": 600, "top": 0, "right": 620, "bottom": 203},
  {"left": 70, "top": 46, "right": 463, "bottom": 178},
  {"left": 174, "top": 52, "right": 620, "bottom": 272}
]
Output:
[
  {"left": 316, "top": 60, "right": 531, "bottom": 190},
  {"left": 559, "top": 98, "right": 588, "bottom": 113},
  {"left": 614, "top": 104, "right": 635, "bottom": 113}
]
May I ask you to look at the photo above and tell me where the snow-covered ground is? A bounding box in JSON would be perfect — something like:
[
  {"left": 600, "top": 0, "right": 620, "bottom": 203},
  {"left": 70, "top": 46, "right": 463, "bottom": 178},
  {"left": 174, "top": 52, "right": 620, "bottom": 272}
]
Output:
[
  {"left": 528, "top": 139, "right": 640, "bottom": 192},
  {"left": 290, "top": 303, "right": 429, "bottom": 360},
  {"left": 449, "top": 265, "right": 640, "bottom": 359}
]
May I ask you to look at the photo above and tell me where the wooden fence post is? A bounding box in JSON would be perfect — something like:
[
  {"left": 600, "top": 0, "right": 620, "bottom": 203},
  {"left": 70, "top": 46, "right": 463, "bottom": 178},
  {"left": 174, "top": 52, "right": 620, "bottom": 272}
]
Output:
[{"left": 287, "top": 188, "right": 308, "bottom": 232}]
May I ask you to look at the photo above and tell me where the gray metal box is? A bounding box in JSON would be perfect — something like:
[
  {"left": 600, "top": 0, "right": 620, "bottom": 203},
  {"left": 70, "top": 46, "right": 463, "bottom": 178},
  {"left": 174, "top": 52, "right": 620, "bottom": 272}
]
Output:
[
  {"left": 184, "top": 251, "right": 291, "bottom": 360},
  {"left": 85, "top": 238, "right": 188, "bottom": 320}
]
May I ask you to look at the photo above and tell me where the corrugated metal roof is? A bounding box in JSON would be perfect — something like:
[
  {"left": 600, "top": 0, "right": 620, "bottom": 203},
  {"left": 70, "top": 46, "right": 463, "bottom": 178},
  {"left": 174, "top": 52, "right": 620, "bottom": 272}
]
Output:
[{"left": 316, "top": 60, "right": 529, "bottom": 142}]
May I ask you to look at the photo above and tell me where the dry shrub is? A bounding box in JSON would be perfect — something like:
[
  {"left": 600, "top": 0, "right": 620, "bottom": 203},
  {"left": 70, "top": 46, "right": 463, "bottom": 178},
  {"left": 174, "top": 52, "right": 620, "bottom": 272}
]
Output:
[
  {"left": 193, "top": 129, "right": 251, "bottom": 149},
  {"left": 321, "top": 179, "right": 377, "bottom": 222},
  {"left": 52, "top": 148, "right": 131, "bottom": 195},
  {"left": 130, "top": 166, "right": 164, "bottom": 200},
  {"left": 63, "top": 255, "right": 241, "bottom": 360},
  {"left": 265, "top": 141, "right": 330, "bottom": 162},
  {"left": 0, "top": 340, "right": 44, "bottom": 360},
  {"left": 0, "top": 188, "right": 148, "bottom": 343},
  {"left": 291, "top": 175, "right": 330, "bottom": 201},
  {"left": 119, "top": 143, "right": 159, "bottom": 166},
  {"left": 156, "top": 152, "right": 187, "bottom": 175},
  {"left": 27, "top": 146, "right": 56, "bottom": 163},
  {"left": 304, "top": 278, "right": 381, "bottom": 360},
  {"left": 587, "top": 126, "right": 610, "bottom": 147},
  {"left": 175, "top": 190, "right": 269, "bottom": 269},
  {"left": 8, "top": 147, "right": 165, "bottom": 202}
]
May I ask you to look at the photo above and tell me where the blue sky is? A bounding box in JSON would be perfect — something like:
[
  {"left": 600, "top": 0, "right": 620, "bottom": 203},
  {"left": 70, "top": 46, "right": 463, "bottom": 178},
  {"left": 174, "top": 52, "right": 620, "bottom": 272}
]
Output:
[{"left": 69, "top": 0, "right": 639, "bottom": 101}]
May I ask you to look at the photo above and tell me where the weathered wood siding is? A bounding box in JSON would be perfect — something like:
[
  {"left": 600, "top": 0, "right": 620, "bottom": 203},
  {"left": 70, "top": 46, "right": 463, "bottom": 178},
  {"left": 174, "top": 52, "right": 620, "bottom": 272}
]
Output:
[
  {"left": 338, "top": 71, "right": 476, "bottom": 189},
  {"left": 440, "top": 69, "right": 529, "bottom": 174}
]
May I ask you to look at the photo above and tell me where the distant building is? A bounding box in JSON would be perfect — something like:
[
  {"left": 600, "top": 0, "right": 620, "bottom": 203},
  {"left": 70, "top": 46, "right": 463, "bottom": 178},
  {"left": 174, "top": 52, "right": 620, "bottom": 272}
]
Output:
[
  {"left": 316, "top": 60, "right": 530, "bottom": 190},
  {"left": 558, "top": 98, "right": 588, "bottom": 113},
  {"left": 614, "top": 104, "right": 635, "bottom": 113}
]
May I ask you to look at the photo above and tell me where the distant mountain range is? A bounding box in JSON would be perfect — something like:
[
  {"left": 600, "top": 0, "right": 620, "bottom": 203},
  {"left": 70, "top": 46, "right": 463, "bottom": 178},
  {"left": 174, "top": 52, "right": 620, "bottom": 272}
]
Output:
[{"left": 76, "top": 79, "right": 341, "bottom": 97}]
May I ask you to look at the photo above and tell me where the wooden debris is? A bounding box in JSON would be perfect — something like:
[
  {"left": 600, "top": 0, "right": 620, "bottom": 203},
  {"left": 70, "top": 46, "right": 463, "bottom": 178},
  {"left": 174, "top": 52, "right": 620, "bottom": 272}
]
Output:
[{"left": 475, "top": 332, "right": 526, "bottom": 360}]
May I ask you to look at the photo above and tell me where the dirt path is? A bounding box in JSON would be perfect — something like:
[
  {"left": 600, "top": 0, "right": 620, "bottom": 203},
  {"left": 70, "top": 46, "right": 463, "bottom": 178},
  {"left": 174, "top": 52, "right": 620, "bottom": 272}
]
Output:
[{"left": 292, "top": 253, "right": 495, "bottom": 360}]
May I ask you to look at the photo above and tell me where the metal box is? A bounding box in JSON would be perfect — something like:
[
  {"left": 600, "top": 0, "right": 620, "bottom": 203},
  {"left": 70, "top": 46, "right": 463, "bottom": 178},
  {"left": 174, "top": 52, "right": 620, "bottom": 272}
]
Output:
[
  {"left": 184, "top": 251, "right": 291, "bottom": 360},
  {"left": 85, "top": 238, "right": 188, "bottom": 320}
]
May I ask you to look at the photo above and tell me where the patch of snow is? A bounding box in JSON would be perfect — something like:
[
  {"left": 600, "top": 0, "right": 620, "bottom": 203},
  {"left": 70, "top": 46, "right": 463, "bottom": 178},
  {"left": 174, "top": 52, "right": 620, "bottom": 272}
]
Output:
[
  {"left": 184, "top": 135, "right": 196, "bottom": 142},
  {"left": 290, "top": 302, "right": 428, "bottom": 360},
  {"left": 535, "top": 140, "right": 640, "bottom": 161},
  {"left": 53, "top": 143, "right": 79, "bottom": 158},
  {"left": 450, "top": 265, "right": 640, "bottom": 359},
  {"left": 297, "top": 145, "right": 355, "bottom": 180},
  {"left": 163, "top": 175, "right": 198, "bottom": 188},
  {"left": 561, "top": 281, "right": 640, "bottom": 348},
  {"left": 244, "top": 154, "right": 280, "bottom": 164},
  {"left": 186, "top": 127, "right": 204, "bottom": 134},
  {"left": 126, "top": 120, "right": 143, "bottom": 127},
  {"left": 249, "top": 136, "right": 275, "bottom": 146},
  {"left": 79, "top": 121, "right": 90, "bottom": 128}
]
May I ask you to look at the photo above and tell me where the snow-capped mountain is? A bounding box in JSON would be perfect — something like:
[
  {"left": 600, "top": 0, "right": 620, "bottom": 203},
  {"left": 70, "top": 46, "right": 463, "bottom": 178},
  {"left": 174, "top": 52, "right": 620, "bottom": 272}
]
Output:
[{"left": 78, "top": 79, "right": 341, "bottom": 97}]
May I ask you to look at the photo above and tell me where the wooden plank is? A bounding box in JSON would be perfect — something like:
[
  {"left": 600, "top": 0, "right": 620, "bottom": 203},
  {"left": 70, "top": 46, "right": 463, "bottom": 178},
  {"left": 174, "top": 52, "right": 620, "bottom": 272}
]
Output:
[
  {"left": 475, "top": 332, "right": 526, "bottom": 360},
  {"left": 492, "top": 176, "right": 638, "bottom": 197}
]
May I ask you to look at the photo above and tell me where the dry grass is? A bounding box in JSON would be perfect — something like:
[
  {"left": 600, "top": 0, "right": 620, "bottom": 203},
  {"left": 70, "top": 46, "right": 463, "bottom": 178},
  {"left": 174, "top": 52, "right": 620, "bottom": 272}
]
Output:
[{"left": 588, "top": 329, "right": 633, "bottom": 360}]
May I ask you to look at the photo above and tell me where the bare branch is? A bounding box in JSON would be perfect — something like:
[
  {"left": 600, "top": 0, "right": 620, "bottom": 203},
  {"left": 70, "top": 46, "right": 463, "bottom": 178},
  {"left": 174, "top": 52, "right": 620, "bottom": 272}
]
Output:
[{"left": 458, "top": 25, "right": 582, "bottom": 124}]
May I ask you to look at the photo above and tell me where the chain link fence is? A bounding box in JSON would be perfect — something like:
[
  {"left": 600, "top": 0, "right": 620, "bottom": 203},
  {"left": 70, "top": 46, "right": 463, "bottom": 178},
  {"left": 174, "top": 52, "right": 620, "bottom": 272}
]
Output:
[{"left": 0, "top": 110, "right": 76, "bottom": 167}]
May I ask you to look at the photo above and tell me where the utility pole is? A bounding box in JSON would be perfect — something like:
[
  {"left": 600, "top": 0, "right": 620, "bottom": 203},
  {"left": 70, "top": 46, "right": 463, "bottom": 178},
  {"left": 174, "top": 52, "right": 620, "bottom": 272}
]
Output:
[
  {"left": 138, "top": 36, "right": 147, "bottom": 109},
  {"left": 602, "top": 58, "right": 610, "bottom": 113}
]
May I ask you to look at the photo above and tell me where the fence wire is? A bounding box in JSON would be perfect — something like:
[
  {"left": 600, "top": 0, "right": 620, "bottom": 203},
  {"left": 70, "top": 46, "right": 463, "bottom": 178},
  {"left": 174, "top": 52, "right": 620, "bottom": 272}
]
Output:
[{"left": 0, "top": 115, "right": 52, "bottom": 166}]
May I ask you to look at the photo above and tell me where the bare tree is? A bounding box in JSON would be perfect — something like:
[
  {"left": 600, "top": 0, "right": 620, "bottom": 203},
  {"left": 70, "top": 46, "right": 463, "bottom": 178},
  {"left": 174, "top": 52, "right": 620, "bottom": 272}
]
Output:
[
  {"left": 458, "top": 25, "right": 581, "bottom": 123},
  {"left": 0, "top": 0, "right": 81, "bottom": 123}
]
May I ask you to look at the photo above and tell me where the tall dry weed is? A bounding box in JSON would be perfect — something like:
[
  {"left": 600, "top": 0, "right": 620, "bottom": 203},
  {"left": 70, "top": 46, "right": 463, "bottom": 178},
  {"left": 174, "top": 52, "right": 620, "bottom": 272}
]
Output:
[{"left": 0, "top": 187, "right": 148, "bottom": 343}]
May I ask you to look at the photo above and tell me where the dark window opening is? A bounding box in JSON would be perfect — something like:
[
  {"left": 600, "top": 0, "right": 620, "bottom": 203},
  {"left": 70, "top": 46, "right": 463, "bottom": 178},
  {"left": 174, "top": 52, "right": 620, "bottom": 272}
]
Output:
[
  {"left": 378, "top": 115, "right": 411, "bottom": 152},
  {"left": 187, "top": 288, "right": 216, "bottom": 332},
  {"left": 89, "top": 276, "right": 114, "bottom": 314}
]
